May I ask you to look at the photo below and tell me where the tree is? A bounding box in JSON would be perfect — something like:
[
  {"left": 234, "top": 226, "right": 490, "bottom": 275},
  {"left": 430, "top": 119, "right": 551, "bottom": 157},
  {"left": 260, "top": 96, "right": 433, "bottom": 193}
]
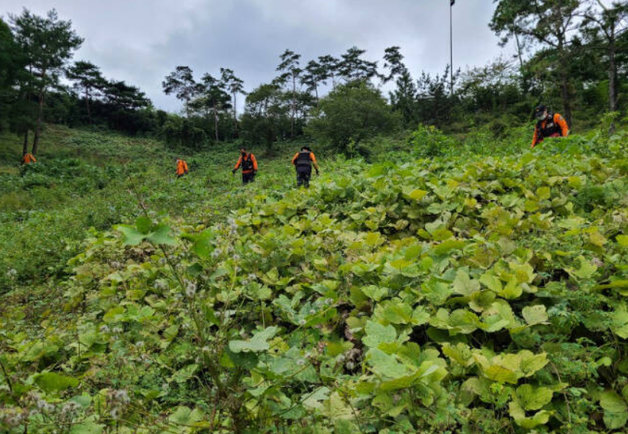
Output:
[
  {"left": 162, "top": 66, "right": 199, "bottom": 118},
  {"left": 390, "top": 68, "right": 419, "bottom": 127},
  {"left": 241, "top": 83, "right": 289, "bottom": 151},
  {"left": 491, "top": 0, "right": 582, "bottom": 126},
  {"left": 192, "top": 73, "right": 231, "bottom": 141},
  {"left": 338, "top": 46, "right": 379, "bottom": 82},
  {"left": 301, "top": 59, "right": 328, "bottom": 100},
  {"left": 220, "top": 68, "right": 245, "bottom": 138},
  {"left": 10, "top": 8, "right": 83, "bottom": 155},
  {"left": 416, "top": 66, "right": 460, "bottom": 129},
  {"left": 580, "top": 0, "right": 628, "bottom": 121},
  {"left": 276, "top": 49, "right": 302, "bottom": 139},
  {"left": 306, "top": 81, "right": 398, "bottom": 153},
  {"left": 382, "top": 46, "right": 407, "bottom": 84},
  {"left": 66, "top": 60, "right": 105, "bottom": 124},
  {"left": 0, "top": 18, "right": 23, "bottom": 131},
  {"left": 0, "top": 18, "right": 35, "bottom": 155},
  {"left": 318, "top": 55, "right": 340, "bottom": 88}
]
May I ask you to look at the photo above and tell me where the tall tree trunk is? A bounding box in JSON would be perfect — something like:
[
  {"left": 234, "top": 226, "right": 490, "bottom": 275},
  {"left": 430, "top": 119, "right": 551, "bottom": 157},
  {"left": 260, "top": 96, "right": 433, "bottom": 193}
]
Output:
[
  {"left": 32, "top": 91, "right": 44, "bottom": 156},
  {"left": 557, "top": 46, "right": 572, "bottom": 128},
  {"left": 608, "top": 37, "right": 617, "bottom": 113},
  {"left": 233, "top": 92, "right": 238, "bottom": 138},
  {"left": 213, "top": 104, "right": 219, "bottom": 141},
  {"left": 22, "top": 130, "right": 29, "bottom": 156},
  {"left": 85, "top": 87, "right": 92, "bottom": 124},
  {"left": 291, "top": 75, "right": 296, "bottom": 139},
  {"left": 608, "top": 31, "right": 617, "bottom": 134}
]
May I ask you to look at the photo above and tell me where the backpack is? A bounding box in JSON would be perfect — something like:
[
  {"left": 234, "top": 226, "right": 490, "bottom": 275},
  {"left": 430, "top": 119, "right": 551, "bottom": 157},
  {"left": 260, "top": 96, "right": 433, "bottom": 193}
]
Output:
[{"left": 242, "top": 154, "right": 254, "bottom": 171}]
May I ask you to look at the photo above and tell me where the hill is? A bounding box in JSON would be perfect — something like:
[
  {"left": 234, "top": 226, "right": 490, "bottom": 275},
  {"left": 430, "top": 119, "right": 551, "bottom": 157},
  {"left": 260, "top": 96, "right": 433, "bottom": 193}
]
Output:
[{"left": 0, "top": 125, "right": 627, "bottom": 432}]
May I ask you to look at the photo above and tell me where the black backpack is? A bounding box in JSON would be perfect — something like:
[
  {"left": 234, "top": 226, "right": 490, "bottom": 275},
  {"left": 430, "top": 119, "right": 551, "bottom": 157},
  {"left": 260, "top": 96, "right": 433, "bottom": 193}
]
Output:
[{"left": 242, "top": 154, "right": 254, "bottom": 171}]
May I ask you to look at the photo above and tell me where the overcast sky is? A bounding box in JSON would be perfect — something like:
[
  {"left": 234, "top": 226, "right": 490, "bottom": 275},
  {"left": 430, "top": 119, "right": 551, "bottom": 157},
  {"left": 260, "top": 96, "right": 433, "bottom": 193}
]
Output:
[{"left": 2, "top": 0, "right": 516, "bottom": 113}]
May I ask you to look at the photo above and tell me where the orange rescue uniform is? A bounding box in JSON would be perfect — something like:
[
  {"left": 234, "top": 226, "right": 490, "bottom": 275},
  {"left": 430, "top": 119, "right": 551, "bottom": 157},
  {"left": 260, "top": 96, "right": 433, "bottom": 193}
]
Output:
[
  {"left": 234, "top": 153, "right": 258, "bottom": 174},
  {"left": 22, "top": 153, "right": 37, "bottom": 164},
  {"left": 532, "top": 113, "right": 569, "bottom": 148},
  {"left": 176, "top": 159, "right": 189, "bottom": 177},
  {"left": 291, "top": 151, "right": 319, "bottom": 170}
]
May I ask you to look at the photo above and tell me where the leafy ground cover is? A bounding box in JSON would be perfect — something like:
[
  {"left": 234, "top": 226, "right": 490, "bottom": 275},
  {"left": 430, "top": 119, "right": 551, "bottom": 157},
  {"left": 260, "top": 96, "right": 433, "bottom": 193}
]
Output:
[{"left": 1, "top": 125, "right": 627, "bottom": 432}]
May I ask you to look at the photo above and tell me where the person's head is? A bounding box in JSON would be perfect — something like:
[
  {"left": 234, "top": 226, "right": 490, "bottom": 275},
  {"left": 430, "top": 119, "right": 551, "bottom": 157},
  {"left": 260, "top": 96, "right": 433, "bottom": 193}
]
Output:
[
  {"left": 240, "top": 147, "right": 246, "bottom": 156},
  {"left": 301, "top": 146, "right": 311, "bottom": 152},
  {"left": 534, "top": 105, "right": 548, "bottom": 121}
]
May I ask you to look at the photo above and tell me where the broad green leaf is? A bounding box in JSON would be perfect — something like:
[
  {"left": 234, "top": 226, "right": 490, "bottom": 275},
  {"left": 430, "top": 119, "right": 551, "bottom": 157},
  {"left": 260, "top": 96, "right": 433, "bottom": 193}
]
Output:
[
  {"left": 375, "top": 299, "right": 413, "bottom": 324},
  {"left": 302, "top": 387, "right": 330, "bottom": 410},
  {"left": 536, "top": 186, "right": 550, "bottom": 200},
  {"left": 480, "top": 272, "right": 502, "bottom": 292},
  {"left": 116, "top": 225, "right": 145, "bottom": 245},
  {"left": 519, "top": 351, "right": 548, "bottom": 376},
  {"left": 448, "top": 309, "right": 480, "bottom": 334},
  {"left": 34, "top": 372, "right": 79, "bottom": 393},
  {"left": 453, "top": 269, "right": 480, "bottom": 296},
  {"left": 322, "top": 392, "right": 354, "bottom": 420},
  {"left": 522, "top": 305, "right": 549, "bottom": 326},
  {"left": 617, "top": 235, "right": 628, "bottom": 248},
  {"left": 483, "top": 365, "right": 518, "bottom": 384},
  {"left": 228, "top": 326, "right": 279, "bottom": 353},
  {"left": 135, "top": 216, "right": 152, "bottom": 234},
  {"left": 169, "top": 406, "right": 204, "bottom": 426},
  {"left": 567, "top": 256, "right": 597, "bottom": 279},
  {"left": 366, "top": 348, "right": 411, "bottom": 379},
  {"left": 589, "top": 230, "right": 607, "bottom": 247},
  {"left": 70, "top": 418, "right": 104, "bottom": 434},
  {"left": 403, "top": 188, "right": 427, "bottom": 201},
  {"left": 515, "top": 384, "right": 553, "bottom": 411},
  {"left": 442, "top": 343, "right": 473, "bottom": 367},
  {"left": 362, "top": 320, "right": 397, "bottom": 348},
  {"left": 600, "top": 390, "right": 628, "bottom": 430},
  {"left": 147, "top": 224, "right": 176, "bottom": 246},
  {"left": 509, "top": 261, "right": 535, "bottom": 284},
  {"left": 508, "top": 400, "right": 552, "bottom": 429},
  {"left": 361, "top": 285, "right": 388, "bottom": 302},
  {"left": 412, "top": 306, "right": 430, "bottom": 325},
  {"left": 171, "top": 364, "right": 198, "bottom": 383}
]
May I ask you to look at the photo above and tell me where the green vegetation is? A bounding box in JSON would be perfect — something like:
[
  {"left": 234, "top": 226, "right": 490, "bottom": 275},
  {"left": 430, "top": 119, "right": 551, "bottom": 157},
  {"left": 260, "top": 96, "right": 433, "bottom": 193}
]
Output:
[
  {"left": 1, "top": 2, "right": 627, "bottom": 432},
  {"left": 1, "top": 121, "right": 627, "bottom": 432}
]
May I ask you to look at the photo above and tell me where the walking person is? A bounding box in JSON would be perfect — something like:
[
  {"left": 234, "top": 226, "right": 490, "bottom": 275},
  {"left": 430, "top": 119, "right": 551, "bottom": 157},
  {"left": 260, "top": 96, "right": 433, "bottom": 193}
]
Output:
[
  {"left": 291, "top": 146, "right": 320, "bottom": 188},
  {"left": 175, "top": 158, "right": 189, "bottom": 178},
  {"left": 232, "top": 148, "right": 258, "bottom": 184}
]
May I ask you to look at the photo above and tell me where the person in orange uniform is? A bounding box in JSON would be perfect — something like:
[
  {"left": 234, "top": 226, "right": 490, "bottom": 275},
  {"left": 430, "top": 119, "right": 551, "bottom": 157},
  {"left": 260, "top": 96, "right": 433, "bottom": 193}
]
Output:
[
  {"left": 175, "top": 158, "right": 189, "bottom": 178},
  {"left": 21, "top": 153, "right": 37, "bottom": 165},
  {"left": 531, "top": 105, "right": 569, "bottom": 148},
  {"left": 291, "top": 146, "right": 320, "bottom": 188},
  {"left": 232, "top": 148, "right": 258, "bottom": 184}
]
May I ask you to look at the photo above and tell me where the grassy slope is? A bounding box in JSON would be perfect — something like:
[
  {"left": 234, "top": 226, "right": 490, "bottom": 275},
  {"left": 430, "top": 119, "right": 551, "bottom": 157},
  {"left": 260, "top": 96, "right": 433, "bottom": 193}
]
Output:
[
  {"left": 0, "top": 124, "right": 627, "bottom": 432},
  {"left": 0, "top": 125, "right": 309, "bottom": 290}
]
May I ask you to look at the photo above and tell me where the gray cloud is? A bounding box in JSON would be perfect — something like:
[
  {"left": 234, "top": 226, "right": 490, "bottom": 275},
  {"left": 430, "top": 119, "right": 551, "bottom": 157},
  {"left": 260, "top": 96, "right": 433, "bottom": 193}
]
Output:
[{"left": 3, "top": 0, "right": 516, "bottom": 112}]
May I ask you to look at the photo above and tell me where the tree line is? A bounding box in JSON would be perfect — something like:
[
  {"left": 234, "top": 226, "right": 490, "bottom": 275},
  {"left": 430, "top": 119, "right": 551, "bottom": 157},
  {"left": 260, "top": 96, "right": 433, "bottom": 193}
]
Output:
[{"left": 0, "top": 1, "right": 626, "bottom": 156}]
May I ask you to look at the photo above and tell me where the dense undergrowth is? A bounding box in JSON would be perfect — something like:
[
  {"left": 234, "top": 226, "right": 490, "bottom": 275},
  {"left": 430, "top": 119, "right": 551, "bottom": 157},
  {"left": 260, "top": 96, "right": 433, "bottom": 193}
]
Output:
[{"left": 0, "top": 123, "right": 627, "bottom": 432}]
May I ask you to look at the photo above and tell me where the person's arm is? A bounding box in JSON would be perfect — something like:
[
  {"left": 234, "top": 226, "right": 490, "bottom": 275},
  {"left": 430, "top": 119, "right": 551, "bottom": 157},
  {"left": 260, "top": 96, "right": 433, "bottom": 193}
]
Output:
[
  {"left": 555, "top": 114, "right": 569, "bottom": 137},
  {"left": 233, "top": 156, "right": 242, "bottom": 171},
  {"left": 184, "top": 161, "right": 189, "bottom": 173},
  {"left": 291, "top": 153, "right": 299, "bottom": 165},
  {"left": 531, "top": 126, "right": 540, "bottom": 148},
  {"left": 310, "top": 152, "right": 320, "bottom": 172},
  {"left": 252, "top": 154, "right": 258, "bottom": 171}
]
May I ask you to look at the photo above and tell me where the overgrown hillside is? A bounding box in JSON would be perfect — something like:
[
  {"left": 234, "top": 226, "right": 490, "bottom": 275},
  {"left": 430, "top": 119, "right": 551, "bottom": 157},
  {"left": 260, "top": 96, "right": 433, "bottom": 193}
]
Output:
[{"left": 1, "top": 126, "right": 627, "bottom": 433}]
